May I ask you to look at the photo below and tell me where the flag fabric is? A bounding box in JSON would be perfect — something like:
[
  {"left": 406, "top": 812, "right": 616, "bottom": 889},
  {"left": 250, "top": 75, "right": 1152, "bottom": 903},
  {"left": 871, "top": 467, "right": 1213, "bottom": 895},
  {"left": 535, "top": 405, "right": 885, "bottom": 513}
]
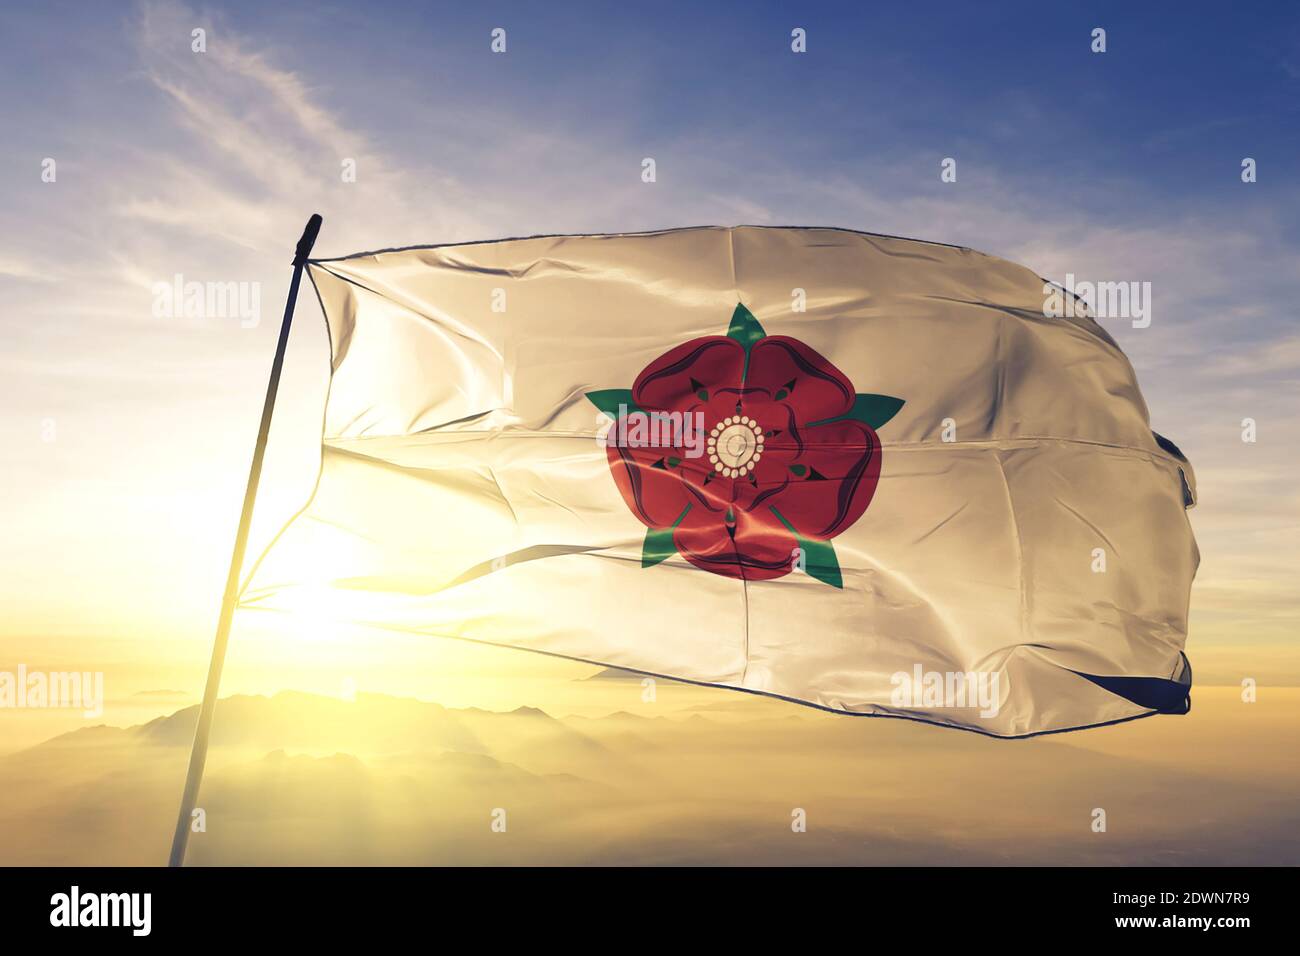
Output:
[{"left": 241, "top": 226, "right": 1198, "bottom": 737}]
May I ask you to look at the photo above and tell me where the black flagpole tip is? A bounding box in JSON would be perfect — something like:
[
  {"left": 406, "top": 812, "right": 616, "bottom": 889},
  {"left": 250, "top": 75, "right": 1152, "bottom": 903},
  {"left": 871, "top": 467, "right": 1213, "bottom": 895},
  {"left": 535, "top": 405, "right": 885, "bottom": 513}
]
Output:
[{"left": 293, "top": 213, "right": 324, "bottom": 266}]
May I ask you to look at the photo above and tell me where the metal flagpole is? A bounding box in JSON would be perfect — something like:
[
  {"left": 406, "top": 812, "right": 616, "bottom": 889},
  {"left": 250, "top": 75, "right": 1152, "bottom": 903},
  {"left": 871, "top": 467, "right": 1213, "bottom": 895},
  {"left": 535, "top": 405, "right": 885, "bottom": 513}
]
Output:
[{"left": 167, "top": 213, "right": 323, "bottom": 867}]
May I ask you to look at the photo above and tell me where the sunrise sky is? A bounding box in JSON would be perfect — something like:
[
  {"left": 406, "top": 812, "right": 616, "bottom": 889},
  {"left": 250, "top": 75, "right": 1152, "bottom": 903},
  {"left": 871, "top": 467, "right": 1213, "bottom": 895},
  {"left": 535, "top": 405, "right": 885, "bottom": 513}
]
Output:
[{"left": 0, "top": 1, "right": 1297, "bottom": 864}]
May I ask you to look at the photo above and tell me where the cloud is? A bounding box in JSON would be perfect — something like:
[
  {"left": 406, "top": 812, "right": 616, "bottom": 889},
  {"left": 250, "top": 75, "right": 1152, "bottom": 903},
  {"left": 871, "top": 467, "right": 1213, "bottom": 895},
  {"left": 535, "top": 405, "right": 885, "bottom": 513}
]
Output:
[
  {"left": 2, "top": 689, "right": 1297, "bottom": 864},
  {"left": 0, "top": 255, "right": 58, "bottom": 281},
  {"left": 1201, "top": 334, "right": 1300, "bottom": 377},
  {"left": 127, "top": 0, "right": 457, "bottom": 254},
  {"left": 0, "top": 0, "right": 1296, "bottom": 657}
]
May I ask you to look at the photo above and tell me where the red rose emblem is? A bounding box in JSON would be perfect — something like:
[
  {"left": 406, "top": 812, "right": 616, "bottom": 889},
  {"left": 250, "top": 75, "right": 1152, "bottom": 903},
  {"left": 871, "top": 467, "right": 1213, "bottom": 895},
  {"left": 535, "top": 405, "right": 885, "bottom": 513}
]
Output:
[{"left": 589, "top": 304, "right": 902, "bottom": 586}]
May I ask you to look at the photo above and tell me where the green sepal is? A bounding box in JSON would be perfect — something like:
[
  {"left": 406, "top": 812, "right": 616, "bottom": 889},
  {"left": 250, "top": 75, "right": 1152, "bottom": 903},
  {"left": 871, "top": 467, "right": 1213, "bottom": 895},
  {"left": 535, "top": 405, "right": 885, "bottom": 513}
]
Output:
[
  {"left": 586, "top": 388, "right": 644, "bottom": 419},
  {"left": 726, "top": 303, "right": 766, "bottom": 352},
  {"left": 810, "top": 393, "right": 904, "bottom": 430},
  {"left": 642, "top": 504, "right": 691, "bottom": 568},
  {"left": 771, "top": 506, "right": 843, "bottom": 589},
  {"left": 641, "top": 527, "right": 676, "bottom": 567}
]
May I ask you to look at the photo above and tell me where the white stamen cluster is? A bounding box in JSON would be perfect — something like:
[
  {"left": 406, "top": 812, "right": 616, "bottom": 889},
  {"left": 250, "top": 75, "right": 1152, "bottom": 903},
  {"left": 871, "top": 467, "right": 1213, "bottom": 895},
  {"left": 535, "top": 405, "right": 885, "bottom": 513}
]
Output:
[{"left": 707, "top": 416, "right": 765, "bottom": 477}]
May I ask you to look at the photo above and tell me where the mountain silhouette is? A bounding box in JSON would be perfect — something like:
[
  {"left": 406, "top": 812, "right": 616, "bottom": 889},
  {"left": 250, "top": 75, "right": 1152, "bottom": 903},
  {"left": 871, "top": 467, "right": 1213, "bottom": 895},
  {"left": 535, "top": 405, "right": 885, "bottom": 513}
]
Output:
[{"left": 0, "top": 687, "right": 1296, "bottom": 865}]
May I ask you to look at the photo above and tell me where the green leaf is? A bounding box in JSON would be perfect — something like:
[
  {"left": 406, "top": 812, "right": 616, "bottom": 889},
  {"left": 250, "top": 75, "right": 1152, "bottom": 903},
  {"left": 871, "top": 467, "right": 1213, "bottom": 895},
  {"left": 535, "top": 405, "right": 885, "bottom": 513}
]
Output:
[
  {"left": 726, "top": 302, "right": 766, "bottom": 352},
  {"left": 586, "top": 388, "right": 643, "bottom": 419},
  {"left": 770, "top": 506, "right": 843, "bottom": 589},
  {"left": 810, "top": 393, "right": 905, "bottom": 430},
  {"left": 798, "top": 538, "right": 843, "bottom": 589},
  {"left": 641, "top": 504, "right": 691, "bottom": 568},
  {"left": 641, "top": 527, "right": 677, "bottom": 567}
]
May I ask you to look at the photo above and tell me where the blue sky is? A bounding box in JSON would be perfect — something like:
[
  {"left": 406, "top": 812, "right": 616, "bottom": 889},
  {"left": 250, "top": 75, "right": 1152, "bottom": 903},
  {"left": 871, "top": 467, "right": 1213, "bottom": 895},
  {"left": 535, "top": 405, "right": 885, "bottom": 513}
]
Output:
[{"left": 1, "top": 0, "right": 1297, "bottom": 679}]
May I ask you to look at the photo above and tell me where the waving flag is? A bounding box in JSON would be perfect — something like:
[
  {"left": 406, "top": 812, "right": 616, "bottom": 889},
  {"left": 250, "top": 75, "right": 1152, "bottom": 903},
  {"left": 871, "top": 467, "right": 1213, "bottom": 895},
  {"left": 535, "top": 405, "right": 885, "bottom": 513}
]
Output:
[{"left": 241, "top": 226, "right": 1197, "bottom": 737}]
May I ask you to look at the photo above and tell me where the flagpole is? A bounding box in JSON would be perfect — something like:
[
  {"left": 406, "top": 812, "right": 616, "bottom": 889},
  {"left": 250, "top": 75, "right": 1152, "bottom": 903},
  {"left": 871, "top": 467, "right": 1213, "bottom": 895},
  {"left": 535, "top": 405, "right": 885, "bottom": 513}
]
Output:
[{"left": 167, "top": 213, "right": 323, "bottom": 868}]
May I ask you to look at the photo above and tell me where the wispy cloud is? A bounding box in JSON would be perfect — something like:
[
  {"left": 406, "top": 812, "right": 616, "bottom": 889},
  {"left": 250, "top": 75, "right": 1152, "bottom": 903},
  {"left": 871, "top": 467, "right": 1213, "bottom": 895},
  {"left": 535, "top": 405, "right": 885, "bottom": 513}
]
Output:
[{"left": 0, "top": 0, "right": 1296, "bottom": 654}]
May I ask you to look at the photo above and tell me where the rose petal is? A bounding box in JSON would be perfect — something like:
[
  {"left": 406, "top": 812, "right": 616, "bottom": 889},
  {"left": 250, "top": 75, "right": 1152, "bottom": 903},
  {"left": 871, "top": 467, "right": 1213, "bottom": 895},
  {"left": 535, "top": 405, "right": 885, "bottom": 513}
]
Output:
[
  {"left": 605, "top": 436, "right": 695, "bottom": 529},
  {"left": 674, "top": 505, "right": 796, "bottom": 581},
  {"left": 747, "top": 335, "right": 855, "bottom": 424},
  {"left": 770, "top": 419, "right": 881, "bottom": 538},
  {"left": 633, "top": 335, "right": 746, "bottom": 415}
]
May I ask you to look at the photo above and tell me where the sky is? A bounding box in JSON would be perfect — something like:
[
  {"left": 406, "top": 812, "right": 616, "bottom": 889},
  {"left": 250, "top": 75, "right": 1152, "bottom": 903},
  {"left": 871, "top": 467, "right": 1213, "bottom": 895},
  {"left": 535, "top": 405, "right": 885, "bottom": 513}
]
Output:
[{"left": 1, "top": 0, "right": 1298, "bottom": 750}]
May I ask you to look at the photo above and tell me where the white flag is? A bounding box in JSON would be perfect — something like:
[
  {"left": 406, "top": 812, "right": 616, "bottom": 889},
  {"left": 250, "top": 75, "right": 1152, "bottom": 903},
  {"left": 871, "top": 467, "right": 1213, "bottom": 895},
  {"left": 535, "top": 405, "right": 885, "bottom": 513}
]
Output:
[{"left": 242, "top": 226, "right": 1198, "bottom": 737}]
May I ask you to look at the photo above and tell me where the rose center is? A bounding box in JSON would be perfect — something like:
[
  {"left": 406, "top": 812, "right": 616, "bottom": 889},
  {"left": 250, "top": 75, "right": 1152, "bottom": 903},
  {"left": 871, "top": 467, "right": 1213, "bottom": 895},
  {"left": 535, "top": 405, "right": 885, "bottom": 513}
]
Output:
[{"left": 707, "top": 416, "right": 765, "bottom": 477}]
